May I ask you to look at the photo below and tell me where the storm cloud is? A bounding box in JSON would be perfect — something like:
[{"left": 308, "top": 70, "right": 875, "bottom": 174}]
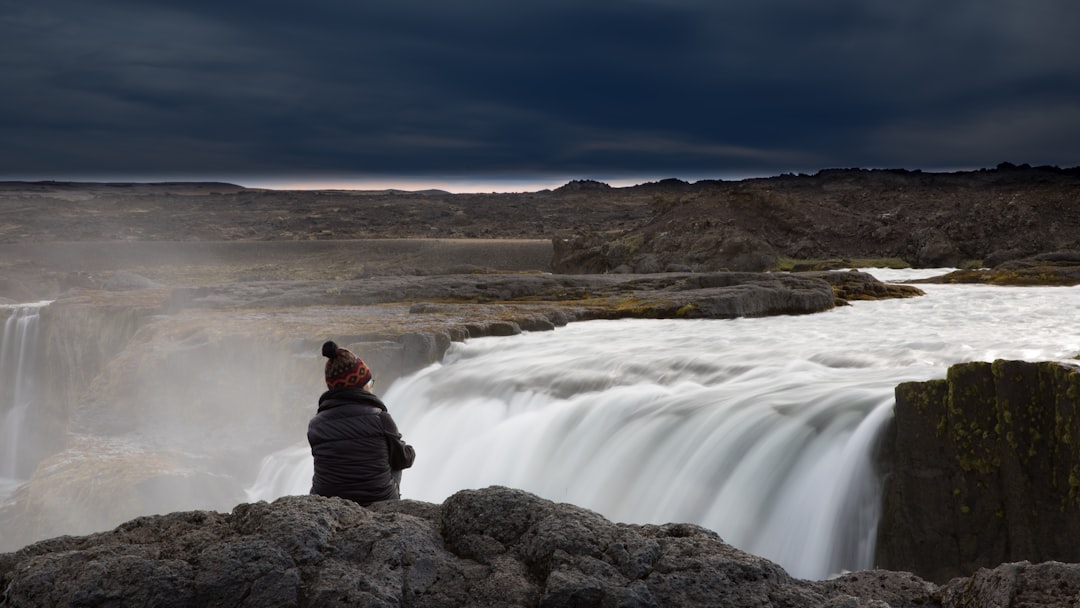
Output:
[{"left": 2, "top": 0, "right": 1078, "bottom": 184}]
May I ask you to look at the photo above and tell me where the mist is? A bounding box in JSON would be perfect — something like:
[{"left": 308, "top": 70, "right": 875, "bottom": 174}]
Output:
[{"left": 0, "top": 301, "right": 334, "bottom": 551}]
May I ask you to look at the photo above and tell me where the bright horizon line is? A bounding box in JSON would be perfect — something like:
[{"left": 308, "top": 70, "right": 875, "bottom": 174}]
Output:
[
  {"left": 0, "top": 175, "right": 701, "bottom": 194},
  {"left": 0, "top": 172, "right": 776, "bottom": 194},
  {"left": 241, "top": 163, "right": 1027, "bottom": 191},
  {"left": 1, "top": 163, "right": 1006, "bottom": 194},
  {"left": 241, "top": 174, "right": 729, "bottom": 193}
]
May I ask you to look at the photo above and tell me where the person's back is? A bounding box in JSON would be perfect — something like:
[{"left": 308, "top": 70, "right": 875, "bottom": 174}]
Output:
[{"left": 308, "top": 341, "right": 415, "bottom": 506}]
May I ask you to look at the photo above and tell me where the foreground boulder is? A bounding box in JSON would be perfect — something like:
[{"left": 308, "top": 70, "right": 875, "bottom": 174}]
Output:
[
  {"left": 878, "top": 359, "right": 1080, "bottom": 583},
  {"left": 7, "top": 486, "right": 1080, "bottom": 607},
  {"left": 0, "top": 488, "right": 806, "bottom": 607}
]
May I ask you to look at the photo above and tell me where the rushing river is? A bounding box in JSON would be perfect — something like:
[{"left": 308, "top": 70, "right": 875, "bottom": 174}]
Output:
[{"left": 257, "top": 271, "right": 1075, "bottom": 578}]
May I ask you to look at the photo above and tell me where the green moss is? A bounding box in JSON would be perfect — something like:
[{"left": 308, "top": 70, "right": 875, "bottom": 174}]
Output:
[
  {"left": 771, "top": 256, "right": 911, "bottom": 271},
  {"left": 1067, "top": 465, "right": 1080, "bottom": 507},
  {"left": 612, "top": 297, "right": 649, "bottom": 314},
  {"left": 619, "top": 233, "right": 646, "bottom": 255},
  {"left": 938, "top": 268, "right": 1080, "bottom": 286},
  {"left": 909, "top": 361, "right": 1080, "bottom": 510},
  {"left": 942, "top": 362, "right": 1003, "bottom": 475},
  {"left": 675, "top": 303, "right": 697, "bottom": 317}
]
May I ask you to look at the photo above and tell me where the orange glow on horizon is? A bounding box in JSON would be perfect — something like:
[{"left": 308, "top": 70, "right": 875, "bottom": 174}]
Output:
[{"left": 243, "top": 176, "right": 671, "bottom": 194}]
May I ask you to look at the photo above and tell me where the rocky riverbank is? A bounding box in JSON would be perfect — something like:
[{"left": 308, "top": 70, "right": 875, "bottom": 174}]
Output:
[{"left": 909, "top": 251, "right": 1080, "bottom": 286}]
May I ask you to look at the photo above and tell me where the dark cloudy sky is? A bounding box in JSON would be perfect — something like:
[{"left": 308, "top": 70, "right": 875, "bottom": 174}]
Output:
[{"left": 3, "top": 1, "right": 1079, "bottom": 190}]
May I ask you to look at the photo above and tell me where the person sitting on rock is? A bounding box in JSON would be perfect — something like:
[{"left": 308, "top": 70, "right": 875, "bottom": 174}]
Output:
[{"left": 308, "top": 340, "right": 415, "bottom": 506}]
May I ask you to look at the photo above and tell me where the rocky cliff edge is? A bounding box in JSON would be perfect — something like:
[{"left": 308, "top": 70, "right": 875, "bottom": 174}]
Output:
[
  {"left": 879, "top": 359, "right": 1080, "bottom": 585},
  {"left": 8, "top": 485, "right": 1080, "bottom": 608}
]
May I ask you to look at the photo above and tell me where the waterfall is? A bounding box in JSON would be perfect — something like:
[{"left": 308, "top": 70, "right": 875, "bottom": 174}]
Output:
[
  {"left": 243, "top": 276, "right": 1080, "bottom": 580},
  {"left": 245, "top": 444, "right": 313, "bottom": 504},
  {"left": 246, "top": 332, "right": 897, "bottom": 580},
  {"left": 376, "top": 348, "right": 899, "bottom": 580},
  {"left": 1, "top": 302, "right": 49, "bottom": 490}
]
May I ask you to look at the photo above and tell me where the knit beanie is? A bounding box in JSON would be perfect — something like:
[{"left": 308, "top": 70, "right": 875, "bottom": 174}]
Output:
[{"left": 322, "top": 340, "right": 372, "bottom": 389}]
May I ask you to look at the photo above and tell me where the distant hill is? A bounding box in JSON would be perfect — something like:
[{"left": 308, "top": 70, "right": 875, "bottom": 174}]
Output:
[
  {"left": 0, "top": 181, "right": 246, "bottom": 195},
  {"left": 552, "top": 163, "right": 1080, "bottom": 272}
]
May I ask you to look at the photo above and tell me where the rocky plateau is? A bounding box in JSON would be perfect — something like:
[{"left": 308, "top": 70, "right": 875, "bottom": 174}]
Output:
[{"left": 2, "top": 165, "right": 1080, "bottom": 606}]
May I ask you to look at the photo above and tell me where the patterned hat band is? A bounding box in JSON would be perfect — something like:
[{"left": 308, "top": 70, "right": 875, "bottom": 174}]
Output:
[{"left": 322, "top": 340, "right": 373, "bottom": 389}]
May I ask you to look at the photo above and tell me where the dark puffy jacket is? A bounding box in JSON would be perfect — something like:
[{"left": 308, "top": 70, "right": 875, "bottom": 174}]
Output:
[{"left": 307, "top": 387, "right": 416, "bottom": 506}]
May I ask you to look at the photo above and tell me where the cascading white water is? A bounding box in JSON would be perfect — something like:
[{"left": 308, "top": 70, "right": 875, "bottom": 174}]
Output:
[
  {"left": 245, "top": 444, "right": 313, "bottom": 504},
  {"left": 245, "top": 271, "right": 1080, "bottom": 580},
  {"left": 1, "top": 302, "right": 50, "bottom": 499}
]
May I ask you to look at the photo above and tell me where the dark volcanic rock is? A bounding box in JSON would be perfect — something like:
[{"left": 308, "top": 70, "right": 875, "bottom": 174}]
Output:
[
  {"left": 9, "top": 486, "right": 1080, "bottom": 607},
  {"left": 798, "top": 270, "right": 924, "bottom": 303},
  {"left": 0, "top": 487, "right": 900, "bottom": 607},
  {"left": 0, "top": 488, "right": 775, "bottom": 607},
  {"left": 877, "top": 359, "right": 1080, "bottom": 583},
  {"left": 159, "top": 271, "right": 848, "bottom": 319},
  {"left": 937, "top": 560, "right": 1080, "bottom": 607},
  {"left": 912, "top": 250, "right": 1080, "bottom": 286},
  {"left": 551, "top": 166, "right": 1080, "bottom": 273}
]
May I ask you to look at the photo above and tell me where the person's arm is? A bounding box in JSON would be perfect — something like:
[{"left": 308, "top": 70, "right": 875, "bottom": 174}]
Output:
[{"left": 380, "top": 411, "right": 416, "bottom": 470}]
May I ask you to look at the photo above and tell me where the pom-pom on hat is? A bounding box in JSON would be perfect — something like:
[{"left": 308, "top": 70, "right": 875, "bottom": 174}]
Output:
[{"left": 322, "top": 340, "right": 372, "bottom": 389}]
